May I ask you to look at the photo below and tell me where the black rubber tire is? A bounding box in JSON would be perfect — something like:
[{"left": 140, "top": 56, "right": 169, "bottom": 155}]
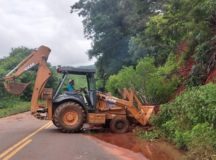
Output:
[
  {"left": 53, "top": 102, "right": 85, "bottom": 133},
  {"left": 110, "top": 117, "right": 129, "bottom": 133},
  {"left": 52, "top": 119, "right": 59, "bottom": 127}
]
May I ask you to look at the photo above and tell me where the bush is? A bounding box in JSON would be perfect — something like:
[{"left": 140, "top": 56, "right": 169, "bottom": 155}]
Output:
[
  {"left": 133, "top": 127, "right": 160, "bottom": 141},
  {"left": 106, "top": 56, "right": 179, "bottom": 104},
  {"left": 151, "top": 83, "right": 216, "bottom": 159},
  {"left": 106, "top": 66, "right": 136, "bottom": 96}
]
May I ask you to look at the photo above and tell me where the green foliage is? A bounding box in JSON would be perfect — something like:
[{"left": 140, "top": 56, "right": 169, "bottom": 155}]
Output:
[
  {"left": 106, "top": 66, "right": 136, "bottom": 95},
  {"left": 46, "top": 66, "right": 59, "bottom": 91},
  {"left": 185, "top": 123, "right": 216, "bottom": 160},
  {"left": 131, "top": 0, "right": 216, "bottom": 85},
  {"left": 0, "top": 98, "right": 30, "bottom": 118},
  {"left": 0, "top": 47, "right": 33, "bottom": 99},
  {"left": 46, "top": 69, "right": 88, "bottom": 95},
  {"left": 0, "top": 47, "right": 31, "bottom": 75},
  {"left": 189, "top": 123, "right": 216, "bottom": 148},
  {"left": 106, "top": 57, "right": 179, "bottom": 104},
  {"left": 134, "top": 127, "right": 160, "bottom": 141},
  {"left": 153, "top": 83, "right": 216, "bottom": 129},
  {"left": 174, "top": 130, "right": 190, "bottom": 149},
  {"left": 67, "top": 75, "right": 87, "bottom": 90},
  {"left": 152, "top": 83, "right": 216, "bottom": 158},
  {"left": 129, "top": 14, "right": 173, "bottom": 65},
  {"left": 72, "top": 0, "right": 166, "bottom": 83}
]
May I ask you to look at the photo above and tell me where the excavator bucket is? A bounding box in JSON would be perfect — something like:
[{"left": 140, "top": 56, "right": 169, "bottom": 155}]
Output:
[{"left": 4, "top": 81, "right": 30, "bottom": 95}]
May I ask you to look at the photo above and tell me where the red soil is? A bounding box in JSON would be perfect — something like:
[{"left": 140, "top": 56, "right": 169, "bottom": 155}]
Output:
[
  {"left": 89, "top": 133, "right": 183, "bottom": 160},
  {"left": 173, "top": 84, "right": 186, "bottom": 98},
  {"left": 172, "top": 57, "right": 195, "bottom": 98},
  {"left": 206, "top": 69, "right": 216, "bottom": 83},
  {"left": 178, "top": 57, "right": 195, "bottom": 79},
  {"left": 176, "top": 41, "right": 188, "bottom": 58}
]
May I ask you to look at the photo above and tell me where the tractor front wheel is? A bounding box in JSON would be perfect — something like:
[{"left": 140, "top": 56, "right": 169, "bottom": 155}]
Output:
[
  {"left": 53, "top": 102, "right": 85, "bottom": 133},
  {"left": 52, "top": 119, "right": 59, "bottom": 127},
  {"left": 110, "top": 117, "right": 129, "bottom": 133}
]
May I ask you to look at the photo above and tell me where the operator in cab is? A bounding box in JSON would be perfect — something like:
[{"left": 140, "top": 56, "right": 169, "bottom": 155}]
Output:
[{"left": 67, "top": 79, "right": 74, "bottom": 92}]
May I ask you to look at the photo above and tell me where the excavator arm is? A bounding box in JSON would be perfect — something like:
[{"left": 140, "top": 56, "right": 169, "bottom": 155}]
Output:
[{"left": 4, "top": 46, "right": 53, "bottom": 117}]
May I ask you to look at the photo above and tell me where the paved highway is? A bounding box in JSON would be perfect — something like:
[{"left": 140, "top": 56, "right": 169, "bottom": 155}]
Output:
[{"left": 0, "top": 112, "right": 145, "bottom": 160}]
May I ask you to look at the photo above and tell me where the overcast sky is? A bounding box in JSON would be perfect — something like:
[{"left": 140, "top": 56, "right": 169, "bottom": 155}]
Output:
[{"left": 0, "top": 0, "right": 95, "bottom": 66}]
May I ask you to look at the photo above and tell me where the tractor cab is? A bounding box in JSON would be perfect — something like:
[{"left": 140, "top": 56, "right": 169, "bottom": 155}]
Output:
[{"left": 53, "top": 66, "right": 96, "bottom": 112}]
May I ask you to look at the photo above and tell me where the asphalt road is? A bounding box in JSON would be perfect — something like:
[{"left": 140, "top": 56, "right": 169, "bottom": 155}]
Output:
[{"left": 0, "top": 112, "right": 145, "bottom": 160}]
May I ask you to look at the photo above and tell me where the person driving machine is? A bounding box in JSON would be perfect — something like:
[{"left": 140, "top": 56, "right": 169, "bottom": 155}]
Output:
[{"left": 66, "top": 79, "right": 74, "bottom": 92}]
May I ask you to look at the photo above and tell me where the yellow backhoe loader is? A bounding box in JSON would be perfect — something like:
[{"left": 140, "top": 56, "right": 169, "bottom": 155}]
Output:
[{"left": 4, "top": 45, "right": 155, "bottom": 133}]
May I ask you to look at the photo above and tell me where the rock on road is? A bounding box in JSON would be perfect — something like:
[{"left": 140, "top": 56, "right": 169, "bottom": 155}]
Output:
[{"left": 0, "top": 112, "right": 145, "bottom": 160}]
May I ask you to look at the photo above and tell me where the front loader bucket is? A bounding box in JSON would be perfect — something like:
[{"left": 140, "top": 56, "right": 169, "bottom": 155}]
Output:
[
  {"left": 4, "top": 81, "right": 30, "bottom": 95},
  {"left": 140, "top": 105, "right": 155, "bottom": 125}
]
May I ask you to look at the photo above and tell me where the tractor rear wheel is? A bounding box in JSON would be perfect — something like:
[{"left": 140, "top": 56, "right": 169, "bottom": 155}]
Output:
[
  {"left": 53, "top": 102, "right": 85, "bottom": 133},
  {"left": 110, "top": 117, "right": 129, "bottom": 133}
]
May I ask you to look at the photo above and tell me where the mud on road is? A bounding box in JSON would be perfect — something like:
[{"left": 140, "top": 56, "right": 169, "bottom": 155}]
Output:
[{"left": 88, "top": 132, "right": 183, "bottom": 160}]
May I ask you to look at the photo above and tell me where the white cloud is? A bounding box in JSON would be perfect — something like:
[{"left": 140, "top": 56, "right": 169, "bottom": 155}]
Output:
[{"left": 0, "top": 0, "right": 95, "bottom": 66}]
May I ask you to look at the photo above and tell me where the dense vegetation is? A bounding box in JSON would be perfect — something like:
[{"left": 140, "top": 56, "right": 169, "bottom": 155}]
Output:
[
  {"left": 106, "top": 56, "right": 179, "bottom": 104},
  {"left": 71, "top": 0, "right": 166, "bottom": 85},
  {"left": 152, "top": 83, "right": 216, "bottom": 159},
  {"left": 73, "top": 0, "right": 216, "bottom": 159}
]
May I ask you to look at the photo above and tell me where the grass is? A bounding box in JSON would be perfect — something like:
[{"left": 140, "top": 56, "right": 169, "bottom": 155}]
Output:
[
  {"left": 133, "top": 127, "right": 160, "bottom": 141},
  {"left": 0, "top": 99, "right": 30, "bottom": 118}
]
